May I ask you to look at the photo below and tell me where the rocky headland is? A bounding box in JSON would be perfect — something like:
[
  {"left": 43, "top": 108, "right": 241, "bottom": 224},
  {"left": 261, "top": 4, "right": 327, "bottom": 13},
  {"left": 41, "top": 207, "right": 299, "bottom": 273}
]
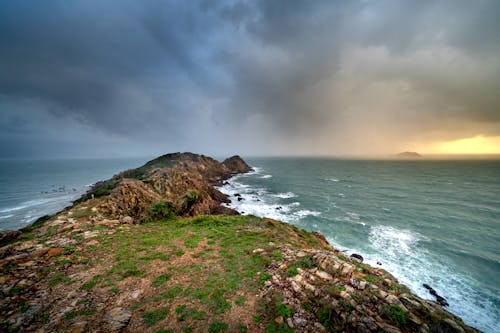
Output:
[{"left": 0, "top": 153, "right": 478, "bottom": 332}]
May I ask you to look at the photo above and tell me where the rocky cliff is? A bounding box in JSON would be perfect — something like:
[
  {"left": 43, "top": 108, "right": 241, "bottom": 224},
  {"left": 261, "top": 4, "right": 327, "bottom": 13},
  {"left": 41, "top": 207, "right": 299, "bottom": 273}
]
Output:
[
  {"left": 0, "top": 153, "right": 479, "bottom": 333},
  {"left": 76, "top": 152, "right": 252, "bottom": 222}
]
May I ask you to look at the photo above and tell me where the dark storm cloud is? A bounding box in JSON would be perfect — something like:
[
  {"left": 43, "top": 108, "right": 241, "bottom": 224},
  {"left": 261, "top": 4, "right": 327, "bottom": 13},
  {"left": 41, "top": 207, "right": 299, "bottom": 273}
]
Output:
[{"left": 1, "top": 0, "right": 499, "bottom": 157}]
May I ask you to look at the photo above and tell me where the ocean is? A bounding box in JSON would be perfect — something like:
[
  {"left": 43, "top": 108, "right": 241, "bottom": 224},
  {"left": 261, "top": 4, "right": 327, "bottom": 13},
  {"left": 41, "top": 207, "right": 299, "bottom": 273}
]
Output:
[
  {"left": 218, "top": 158, "right": 500, "bottom": 333},
  {"left": 0, "top": 158, "right": 148, "bottom": 230},
  {"left": 0, "top": 157, "right": 498, "bottom": 332}
]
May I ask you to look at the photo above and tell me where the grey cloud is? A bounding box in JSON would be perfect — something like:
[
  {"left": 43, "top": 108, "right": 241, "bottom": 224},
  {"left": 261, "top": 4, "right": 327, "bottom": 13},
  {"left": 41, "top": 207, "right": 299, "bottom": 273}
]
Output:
[{"left": 1, "top": 0, "right": 499, "bottom": 158}]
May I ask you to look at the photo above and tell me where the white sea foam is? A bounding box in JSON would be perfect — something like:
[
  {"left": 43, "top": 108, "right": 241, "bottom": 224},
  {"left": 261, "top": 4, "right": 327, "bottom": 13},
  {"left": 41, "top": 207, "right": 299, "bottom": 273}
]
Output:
[
  {"left": 0, "top": 197, "right": 69, "bottom": 213},
  {"left": 261, "top": 174, "right": 272, "bottom": 179},
  {"left": 217, "top": 167, "right": 320, "bottom": 224},
  {"left": 328, "top": 178, "right": 339, "bottom": 182},
  {"left": 0, "top": 214, "right": 14, "bottom": 220},
  {"left": 273, "top": 192, "right": 297, "bottom": 199}
]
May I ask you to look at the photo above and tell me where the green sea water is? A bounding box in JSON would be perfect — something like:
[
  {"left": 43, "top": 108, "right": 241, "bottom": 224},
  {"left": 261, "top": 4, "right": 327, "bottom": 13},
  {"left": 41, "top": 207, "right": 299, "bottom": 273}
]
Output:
[{"left": 219, "top": 158, "right": 500, "bottom": 332}]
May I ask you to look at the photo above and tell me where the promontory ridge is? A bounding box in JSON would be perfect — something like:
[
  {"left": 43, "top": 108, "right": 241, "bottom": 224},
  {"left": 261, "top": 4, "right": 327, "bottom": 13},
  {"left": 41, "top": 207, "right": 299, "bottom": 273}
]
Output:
[{"left": 0, "top": 153, "right": 478, "bottom": 332}]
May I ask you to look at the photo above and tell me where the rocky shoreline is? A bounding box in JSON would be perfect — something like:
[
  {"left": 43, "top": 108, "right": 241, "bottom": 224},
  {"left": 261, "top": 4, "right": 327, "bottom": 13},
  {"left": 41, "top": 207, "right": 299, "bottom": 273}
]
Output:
[{"left": 0, "top": 153, "right": 480, "bottom": 332}]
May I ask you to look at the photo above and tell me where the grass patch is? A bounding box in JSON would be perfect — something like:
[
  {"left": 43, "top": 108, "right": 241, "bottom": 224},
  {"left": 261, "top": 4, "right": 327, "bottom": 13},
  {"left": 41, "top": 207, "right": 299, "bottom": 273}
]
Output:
[
  {"left": 235, "top": 296, "right": 247, "bottom": 306},
  {"left": 72, "top": 208, "right": 96, "bottom": 219},
  {"left": 81, "top": 274, "right": 101, "bottom": 291},
  {"left": 388, "top": 305, "right": 408, "bottom": 329},
  {"left": 209, "top": 320, "right": 228, "bottom": 333},
  {"left": 49, "top": 272, "right": 72, "bottom": 287},
  {"left": 142, "top": 307, "right": 170, "bottom": 327},
  {"left": 64, "top": 308, "right": 96, "bottom": 320},
  {"left": 152, "top": 273, "right": 170, "bottom": 288}
]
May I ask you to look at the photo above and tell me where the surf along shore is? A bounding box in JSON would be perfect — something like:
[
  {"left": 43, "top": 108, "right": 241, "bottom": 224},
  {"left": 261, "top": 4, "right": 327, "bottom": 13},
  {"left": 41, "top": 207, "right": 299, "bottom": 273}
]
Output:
[{"left": 0, "top": 153, "right": 479, "bottom": 332}]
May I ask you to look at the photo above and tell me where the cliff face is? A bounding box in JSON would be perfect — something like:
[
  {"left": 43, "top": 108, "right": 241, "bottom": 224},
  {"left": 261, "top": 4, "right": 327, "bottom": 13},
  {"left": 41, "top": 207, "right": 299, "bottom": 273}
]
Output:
[
  {"left": 0, "top": 153, "right": 479, "bottom": 333},
  {"left": 79, "top": 153, "right": 252, "bottom": 222}
]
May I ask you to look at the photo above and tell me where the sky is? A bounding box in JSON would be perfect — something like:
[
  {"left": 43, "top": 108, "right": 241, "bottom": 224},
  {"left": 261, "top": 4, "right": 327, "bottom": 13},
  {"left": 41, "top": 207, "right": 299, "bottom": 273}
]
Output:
[{"left": 1, "top": 0, "right": 499, "bottom": 158}]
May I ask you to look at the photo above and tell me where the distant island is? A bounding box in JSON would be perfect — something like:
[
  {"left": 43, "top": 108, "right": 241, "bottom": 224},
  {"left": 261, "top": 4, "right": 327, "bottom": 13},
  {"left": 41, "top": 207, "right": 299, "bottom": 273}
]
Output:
[
  {"left": 396, "top": 151, "right": 422, "bottom": 158},
  {"left": 0, "top": 153, "right": 477, "bottom": 332}
]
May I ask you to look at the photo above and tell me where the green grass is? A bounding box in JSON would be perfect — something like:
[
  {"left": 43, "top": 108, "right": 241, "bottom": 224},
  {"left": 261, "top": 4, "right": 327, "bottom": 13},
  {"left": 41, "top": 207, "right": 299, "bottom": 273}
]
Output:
[
  {"left": 152, "top": 273, "right": 170, "bottom": 288},
  {"left": 64, "top": 308, "right": 97, "bottom": 320},
  {"left": 209, "top": 320, "right": 228, "bottom": 333},
  {"left": 49, "top": 272, "right": 72, "bottom": 287},
  {"left": 72, "top": 208, "right": 96, "bottom": 219},
  {"left": 389, "top": 305, "right": 408, "bottom": 329},
  {"left": 81, "top": 274, "right": 101, "bottom": 291},
  {"left": 142, "top": 307, "right": 170, "bottom": 327}
]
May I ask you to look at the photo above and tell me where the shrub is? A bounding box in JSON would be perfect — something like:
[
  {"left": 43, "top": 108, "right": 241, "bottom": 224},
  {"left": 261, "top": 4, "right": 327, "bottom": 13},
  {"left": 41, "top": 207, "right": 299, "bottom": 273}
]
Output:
[
  {"left": 181, "top": 189, "right": 200, "bottom": 213},
  {"left": 147, "top": 201, "right": 177, "bottom": 222},
  {"left": 389, "top": 305, "right": 408, "bottom": 329}
]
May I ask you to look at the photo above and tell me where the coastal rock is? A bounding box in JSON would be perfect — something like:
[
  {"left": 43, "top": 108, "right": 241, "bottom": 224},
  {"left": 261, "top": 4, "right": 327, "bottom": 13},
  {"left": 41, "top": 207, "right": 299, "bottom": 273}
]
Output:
[
  {"left": 105, "top": 307, "right": 131, "bottom": 331},
  {"left": 0, "top": 230, "right": 21, "bottom": 246},
  {"left": 121, "top": 216, "right": 133, "bottom": 224},
  {"left": 222, "top": 155, "right": 252, "bottom": 174},
  {"left": 350, "top": 253, "right": 364, "bottom": 263}
]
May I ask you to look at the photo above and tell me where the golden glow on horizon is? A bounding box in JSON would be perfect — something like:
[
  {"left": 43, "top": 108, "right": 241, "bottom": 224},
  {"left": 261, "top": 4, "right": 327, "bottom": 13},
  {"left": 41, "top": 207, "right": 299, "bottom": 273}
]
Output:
[{"left": 421, "top": 135, "right": 500, "bottom": 154}]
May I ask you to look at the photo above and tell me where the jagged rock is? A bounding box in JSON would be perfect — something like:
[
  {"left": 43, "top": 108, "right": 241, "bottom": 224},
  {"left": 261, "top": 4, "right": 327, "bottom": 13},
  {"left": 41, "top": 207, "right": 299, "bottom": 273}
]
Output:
[
  {"left": 315, "top": 270, "right": 333, "bottom": 281},
  {"left": 105, "top": 307, "right": 131, "bottom": 331},
  {"left": 350, "top": 253, "right": 364, "bottom": 263},
  {"left": 0, "top": 230, "right": 21, "bottom": 246},
  {"left": 443, "top": 319, "right": 466, "bottom": 333},
  {"left": 121, "top": 216, "right": 133, "bottom": 224}
]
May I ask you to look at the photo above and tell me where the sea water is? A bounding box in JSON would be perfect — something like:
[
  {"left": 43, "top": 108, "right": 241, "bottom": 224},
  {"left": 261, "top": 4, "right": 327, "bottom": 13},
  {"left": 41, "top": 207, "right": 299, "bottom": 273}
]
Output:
[
  {"left": 0, "top": 157, "right": 498, "bottom": 332},
  {"left": 0, "top": 158, "right": 148, "bottom": 230},
  {"left": 218, "top": 158, "right": 499, "bottom": 333}
]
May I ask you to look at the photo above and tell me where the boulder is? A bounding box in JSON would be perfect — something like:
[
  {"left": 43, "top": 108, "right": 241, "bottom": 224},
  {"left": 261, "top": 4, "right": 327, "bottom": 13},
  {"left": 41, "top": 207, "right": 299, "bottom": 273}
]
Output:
[
  {"left": 350, "top": 253, "right": 364, "bottom": 263},
  {"left": 105, "top": 307, "right": 131, "bottom": 332}
]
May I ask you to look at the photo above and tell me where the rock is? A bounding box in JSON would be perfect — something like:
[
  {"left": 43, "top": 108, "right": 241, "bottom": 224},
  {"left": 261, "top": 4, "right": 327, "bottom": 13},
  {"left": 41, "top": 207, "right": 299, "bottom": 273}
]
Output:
[
  {"left": 341, "top": 263, "right": 354, "bottom": 277},
  {"left": 105, "top": 307, "right": 131, "bottom": 332},
  {"left": 443, "top": 318, "right": 465, "bottom": 333},
  {"left": 385, "top": 294, "right": 400, "bottom": 304},
  {"left": 358, "top": 281, "right": 367, "bottom": 290},
  {"left": 287, "top": 317, "right": 294, "bottom": 328},
  {"left": 290, "top": 281, "right": 302, "bottom": 293},
  {"left": 294, "top": 317, "right": 307, "bottom": 327},
  {"left": 70, "top": 321, "right": 88, "bottom": 333},
  {"left": 222, "top": 155, "right": 253, "bottom": 174},
  {"left": 121, "top": 216, "right": 133, "bottom": 224},
  {"left": 377, "top": 261, "right": 382, "bottom": 265},
  {"left": 315, "top": 270, "right": 333, "bottom": 281},
  {"left": 46, "top": 247, "right": 63, "bottom": 257},
  {"left": 350, "top": 253, "right": 364, "bottom": 263},
  {"left": 252, "top": 248, "right": 265, "bottom": 254},
  {"left": 0, "top": 230, "right": 21, "bottom": 246},
  {"left": 436, "top": 295, "right": 449, "bottom": 307},
  {"left": 381, "top": 323, "right": 403, "bottom": 333},
  {"left": 237, "top": 197, "right": 243, "bottom": 201}
]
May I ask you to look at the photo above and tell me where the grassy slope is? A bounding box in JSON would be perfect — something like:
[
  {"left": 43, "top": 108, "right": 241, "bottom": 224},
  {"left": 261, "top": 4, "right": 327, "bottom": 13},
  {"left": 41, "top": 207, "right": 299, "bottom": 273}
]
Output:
[{"left": 3, "top": 214, "right": 324, "bottom": 332}]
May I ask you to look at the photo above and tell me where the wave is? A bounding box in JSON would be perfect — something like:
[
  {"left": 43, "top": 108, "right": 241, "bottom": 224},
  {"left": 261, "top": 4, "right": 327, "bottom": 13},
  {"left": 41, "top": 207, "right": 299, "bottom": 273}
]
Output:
[
  {"left": 0, "top": 197, "right": 71, "bottom": 213},
  {"left": 0, "top": 214, "right": 14, "bottom": 220},
  {"left": 326, "top": 178, "right": 339, "bottom": 182},
  {"left": 272, "top": 192, "right": 297, "bottom": 199},
  {"left": 261, "top": 174, "right": 272, "bottom": 179},
  {"left": 217, "top": 168, "right": 320, "bottom": 224}
]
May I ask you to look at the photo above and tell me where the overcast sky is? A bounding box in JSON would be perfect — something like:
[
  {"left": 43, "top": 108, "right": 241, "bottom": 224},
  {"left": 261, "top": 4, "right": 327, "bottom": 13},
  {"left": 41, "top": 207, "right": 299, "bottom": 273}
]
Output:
[{"left": 1, "top": 0, "right": 499, "bottom": 158}]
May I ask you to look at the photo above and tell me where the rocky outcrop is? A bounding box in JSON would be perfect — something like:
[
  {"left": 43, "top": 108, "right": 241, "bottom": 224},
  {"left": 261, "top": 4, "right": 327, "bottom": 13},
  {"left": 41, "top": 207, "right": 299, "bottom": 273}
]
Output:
[
  {"left": 222, "top": 155, "right": 253, "bottom": 174},
  {"left": 76, "top": 152, "right": 251, "bottom": 222},
  {"left": 258, "top": 246, "right": 477, "bottom": 333}
]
